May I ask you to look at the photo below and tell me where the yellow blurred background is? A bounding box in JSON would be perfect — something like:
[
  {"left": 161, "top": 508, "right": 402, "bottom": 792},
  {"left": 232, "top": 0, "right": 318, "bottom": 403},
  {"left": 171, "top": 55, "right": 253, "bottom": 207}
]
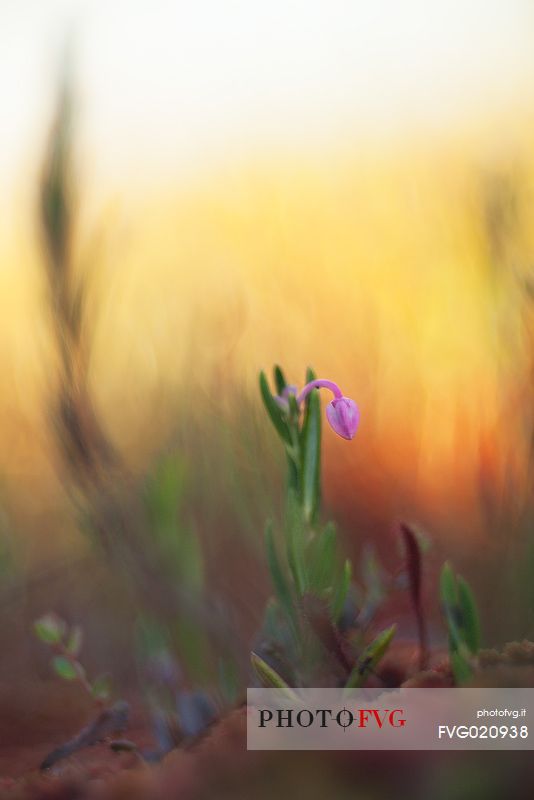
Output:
[{"left": 2, "top": 0, "right": 534, "bottom": 562}]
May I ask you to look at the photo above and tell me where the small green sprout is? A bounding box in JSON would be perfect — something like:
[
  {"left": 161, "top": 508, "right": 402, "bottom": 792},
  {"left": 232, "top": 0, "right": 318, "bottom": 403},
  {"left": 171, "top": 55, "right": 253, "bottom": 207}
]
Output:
[
  {"left": 251, "top": 653, "right": 300, "bottom": 702},
  {"left": 345, "top": 625, "right": 397, "bottom": 689},
  {"left": 440, "top": 562, "right": 481, "bottom": 684},
  {"left": 34, "top": 613, "right": 112, "bottom": 703}
]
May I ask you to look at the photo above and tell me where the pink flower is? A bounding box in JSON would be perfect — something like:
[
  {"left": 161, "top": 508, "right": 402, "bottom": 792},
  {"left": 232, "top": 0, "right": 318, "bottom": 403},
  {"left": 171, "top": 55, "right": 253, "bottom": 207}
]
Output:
[
  {"left": 296, "top": 379, "right": 359, "bottom": 441},
  {"left": 325, "top": 396, "right": 360, "bottom": 440}
]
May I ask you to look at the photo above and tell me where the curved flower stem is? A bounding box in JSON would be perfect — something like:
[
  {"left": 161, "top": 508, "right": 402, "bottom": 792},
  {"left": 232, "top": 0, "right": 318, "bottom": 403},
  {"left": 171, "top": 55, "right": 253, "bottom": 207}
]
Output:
[{"left": 296, "top": 379, "right": 343, "bottom": 406}]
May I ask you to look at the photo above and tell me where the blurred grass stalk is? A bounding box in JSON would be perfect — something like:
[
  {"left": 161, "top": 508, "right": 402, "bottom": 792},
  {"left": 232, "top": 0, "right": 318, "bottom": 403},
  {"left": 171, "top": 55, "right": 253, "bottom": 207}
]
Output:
[
  {"left": 40, "top": 64, "right": 118, "bottom": 508},
  {"left": 38, "top": 65, "right": 243, "bottom": 689}
]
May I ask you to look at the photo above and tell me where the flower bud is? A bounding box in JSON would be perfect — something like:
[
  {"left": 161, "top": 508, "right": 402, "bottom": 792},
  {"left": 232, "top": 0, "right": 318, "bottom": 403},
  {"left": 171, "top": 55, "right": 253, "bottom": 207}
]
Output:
[{"left": 325, "top": 396, "right": 360, "bottom": 440}]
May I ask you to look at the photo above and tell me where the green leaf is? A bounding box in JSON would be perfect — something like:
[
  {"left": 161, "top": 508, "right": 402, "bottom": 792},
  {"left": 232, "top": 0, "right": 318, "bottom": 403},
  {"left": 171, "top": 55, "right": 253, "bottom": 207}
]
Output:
[
  {"left": 457, "top": 577, "right": 480, "bottom": 655},
  {"left": 285, "top": 452, "right": 300, "bottom": 493},
  {"left": 92, "top": 673, "right": 112, "bottom": 700},
  {"left": 287, "top": 393, "right": 300, "bottom": 425},
  {"left": 332, "top": 559, "right": 352, "bottom": 622},
  {"left": 450, "top": 648, "right": 473, "bottom": 685},
  {"left": 300, "top": 386, "right": 321, "bottom": 524},
  {"left": 363, "top": 623, "right": 396, "bottom": 667},
  {"left": 440, "top": 563, "right": 481, "bottom": 683},
  {"left": 66, "top": 625, "right": 83, "bottom": 657},
  {"left": 440, "top": 563, "right": 481, "bottom": 655},
  {"left": 345, "top": 625, "right": 396, "bottom": 689},
  {"left": 273, "top": 365, "right": 287, "bottom": 395},
  {"left": 308, "top": 523, "right": 337, "bottom": 595},
  {"left": 259, "top": 371, "right": 292, "bottom": 445},
  {"left": 285, "top": 491, "right": 306, "bottom": 596},
  {"left": 52, "top": 655, "right": 79, "bottom": 681},
  {"left": 265, "top": 521, "right": 296, "bottom": 627},
  {"left": 440, "top": 564, "right": 462, "bottom": 649},
  {"left": 34, "top": 613, "right": 65, "bottom": 645},
  {"left": 440, "top": 562, "right": 457, "bottom": 609},
  {"left": 251, "top": 652, "right": 298, "bottom": 701}
]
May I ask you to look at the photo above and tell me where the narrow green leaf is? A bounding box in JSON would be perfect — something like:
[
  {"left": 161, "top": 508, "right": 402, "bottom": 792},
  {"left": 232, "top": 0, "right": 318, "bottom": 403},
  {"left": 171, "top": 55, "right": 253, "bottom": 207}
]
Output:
[
  {"left": 308, "top": 523, "right": 337, "bottom": 595},
  {"left": 345, "top": 625, "right": 396, "bottom": 689},
  {"left": 52, "top": 656, "right": 78, "bottom": 681},
  {"left": 259, "top": 371, "right": 291, "bottom": 444},
  {"left": 332, "top": 559, "right": 352, "bottom": 622},
  {"left": 440, "top": 562, "right": 457, "bottom": 609},
  {"left": 440, "top": 569, "right": 462, "bottom": 649},
  {"left": 285, "top": 452, "right": 300, "bottom": 493},
  {"left": 457, "top": 577, "right": 480, "bottom": 655},
  {"left": 440, "top": 563, "right": 480, "bottom": 681},
  {"left": 288, "top": 392, "right": 300, "bottom": 424},
  {"left": 66, "top": 625, "right": 83, "bottom": 657},
  {"left": 273, "top": 365, "right": 287, "bottom": 395},
  {"left": 285, "top": 491, "right": 306, "bottom": 595},
  {"left": 450, "top": 648, "right": 473, "bottom": 685},
  {"left": 265, "top": 521, "right": 296, "bottom": 627},
  {"left": 300, "top": 387, "right": 321, "bottom": 524},
  {"left": 34, "top": 614, "right": 65, "bottom": 645},
  {"left": 251, "top": 652, "right": 298, "bottom": 701},
  {"left": 363, "top": 623, "right": 396, "bottom": 667},
  {"left": 443, "top": 609, "right": 462, "bottom": 652}
]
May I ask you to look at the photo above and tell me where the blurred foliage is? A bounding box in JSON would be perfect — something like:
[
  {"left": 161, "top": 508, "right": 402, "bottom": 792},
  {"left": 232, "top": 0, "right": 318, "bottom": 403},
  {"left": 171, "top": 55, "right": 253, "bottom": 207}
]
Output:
[
  {"left": 143, "top": 453, "right": 203, "bottom": 595},
  {"left": 35, "top": 68, "right": 239, "bottom": 729},
  {"left": 34, "top": 612, "right": 113, "bottom": 701}
]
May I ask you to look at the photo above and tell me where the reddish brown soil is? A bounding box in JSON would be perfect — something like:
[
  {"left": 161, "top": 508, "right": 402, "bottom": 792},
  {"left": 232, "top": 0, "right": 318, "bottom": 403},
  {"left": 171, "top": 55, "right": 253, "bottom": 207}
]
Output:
[
  {"left": 0, "top": 680, "right": 155, "bottom": 793},
  {"left": 5, "top": 644, "right": 534, "bottom": 800},
  {"left": 0, "top": 702, "right": 249, "bottom": 800}
]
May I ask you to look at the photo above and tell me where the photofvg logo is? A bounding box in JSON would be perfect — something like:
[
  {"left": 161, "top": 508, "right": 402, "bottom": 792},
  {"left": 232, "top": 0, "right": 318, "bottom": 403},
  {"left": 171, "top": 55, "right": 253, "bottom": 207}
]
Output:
[
  {"left": 247, "top": 688, "right": 534, "bottom": 750},
  {"left": 258, "top": 706, "right": 406, "bottom": 731},
  {"left": 247, "top": 689, "right": 410, "bottom": 750}
]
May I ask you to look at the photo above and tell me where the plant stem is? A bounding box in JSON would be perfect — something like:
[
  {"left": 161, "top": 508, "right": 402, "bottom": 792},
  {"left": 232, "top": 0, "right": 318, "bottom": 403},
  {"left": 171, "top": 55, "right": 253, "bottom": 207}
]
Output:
[{"left": 297, "top": 379, "right": 343, "bottom": 405}]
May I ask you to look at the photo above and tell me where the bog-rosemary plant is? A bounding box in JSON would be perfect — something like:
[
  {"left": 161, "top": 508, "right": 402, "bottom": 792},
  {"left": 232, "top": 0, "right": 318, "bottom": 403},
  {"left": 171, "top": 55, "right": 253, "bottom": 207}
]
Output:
[{"left": 253, "top": 365, "right": 395, "bottom": 688}]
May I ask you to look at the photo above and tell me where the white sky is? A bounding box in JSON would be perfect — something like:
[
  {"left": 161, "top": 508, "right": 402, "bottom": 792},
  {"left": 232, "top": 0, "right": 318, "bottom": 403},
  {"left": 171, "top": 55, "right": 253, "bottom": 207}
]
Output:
[{"left": 1, "top": 0, "right": 534, "bottom": 185}]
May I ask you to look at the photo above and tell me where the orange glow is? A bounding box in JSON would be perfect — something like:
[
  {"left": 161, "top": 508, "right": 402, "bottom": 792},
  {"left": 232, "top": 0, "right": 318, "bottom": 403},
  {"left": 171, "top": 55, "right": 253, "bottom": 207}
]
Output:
[{"left": 2, "top": 117, "right": 534, "bottom": 549}]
